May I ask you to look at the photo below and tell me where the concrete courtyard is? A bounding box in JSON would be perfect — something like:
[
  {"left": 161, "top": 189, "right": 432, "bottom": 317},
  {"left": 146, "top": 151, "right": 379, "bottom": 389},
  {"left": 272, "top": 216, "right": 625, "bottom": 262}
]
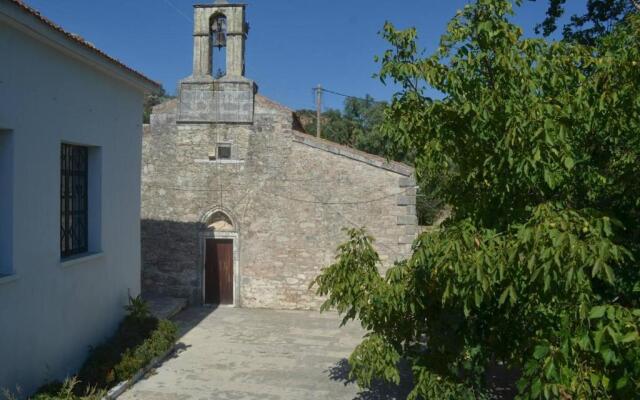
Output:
[{"left": 121, "top": 307, "right": 412, "bottom": 400}]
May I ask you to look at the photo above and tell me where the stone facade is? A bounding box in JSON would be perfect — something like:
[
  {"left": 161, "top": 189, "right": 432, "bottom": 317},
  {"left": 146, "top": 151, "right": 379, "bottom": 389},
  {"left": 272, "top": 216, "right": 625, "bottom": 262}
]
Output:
[{"left": 141, "top": 0, "right": 417, "bottom": 310}]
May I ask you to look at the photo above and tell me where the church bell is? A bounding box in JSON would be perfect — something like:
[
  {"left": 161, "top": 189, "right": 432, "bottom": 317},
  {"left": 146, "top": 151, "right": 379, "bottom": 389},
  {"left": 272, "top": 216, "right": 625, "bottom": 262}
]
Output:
[{"left": 211, "top": 15, "right": 227, "bottom": 49}]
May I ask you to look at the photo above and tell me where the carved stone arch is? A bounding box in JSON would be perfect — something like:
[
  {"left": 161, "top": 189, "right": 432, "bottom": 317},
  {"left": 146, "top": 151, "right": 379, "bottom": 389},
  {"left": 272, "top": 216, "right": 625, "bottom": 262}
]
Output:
[
  {"left": 200, "top": 207, "right": 237, "bottom": 232},
  {"left": 206, "top": 7, "right": 229, "bottom": 21}
]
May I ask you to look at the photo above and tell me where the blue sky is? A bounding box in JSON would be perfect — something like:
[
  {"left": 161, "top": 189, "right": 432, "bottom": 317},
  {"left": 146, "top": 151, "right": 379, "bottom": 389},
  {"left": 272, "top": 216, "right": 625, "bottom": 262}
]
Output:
[{"left": 26, "top": 0, "right": 585, "bottom": 110}]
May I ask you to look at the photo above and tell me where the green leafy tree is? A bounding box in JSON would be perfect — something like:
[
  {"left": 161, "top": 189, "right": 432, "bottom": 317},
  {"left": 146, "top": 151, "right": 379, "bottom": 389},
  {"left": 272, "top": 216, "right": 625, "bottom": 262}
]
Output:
[
  {"left": 535, "top": 0, "right": 637, "bottom": 45},
  {"left": 297, "top": 108, "right": 353, "bottom": 144},
  {"left": 143, "top": 87, "right": 175, "bottom": 124},
  {"left": 297, "top": 96, "right": 388, "bottom": 151},
  {"left": 313, "top": 0, "right": 640, "bottom": 398}
]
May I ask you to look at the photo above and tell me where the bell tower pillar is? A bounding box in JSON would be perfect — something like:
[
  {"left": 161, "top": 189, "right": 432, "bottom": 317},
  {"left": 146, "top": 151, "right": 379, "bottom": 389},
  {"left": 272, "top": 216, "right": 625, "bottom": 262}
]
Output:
[{"left": 178, "top": 0, "right": 257, "bottom": 124}]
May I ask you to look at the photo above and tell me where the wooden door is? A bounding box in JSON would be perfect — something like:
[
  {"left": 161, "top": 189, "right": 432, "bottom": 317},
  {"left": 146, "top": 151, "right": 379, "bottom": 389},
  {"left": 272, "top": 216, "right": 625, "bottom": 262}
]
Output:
[{"left": 205, "top": 239, "right": 233, "bottom": 305}]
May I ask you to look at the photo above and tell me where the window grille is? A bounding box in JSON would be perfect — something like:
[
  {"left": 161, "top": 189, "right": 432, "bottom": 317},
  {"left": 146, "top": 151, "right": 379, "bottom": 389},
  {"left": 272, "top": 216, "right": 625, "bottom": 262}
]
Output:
[
  {"left": 217, "top": 144, "right": 232, "bottom": 160},
  {"left": 60, "top": 144, "right": 88, "bottom": 258}
]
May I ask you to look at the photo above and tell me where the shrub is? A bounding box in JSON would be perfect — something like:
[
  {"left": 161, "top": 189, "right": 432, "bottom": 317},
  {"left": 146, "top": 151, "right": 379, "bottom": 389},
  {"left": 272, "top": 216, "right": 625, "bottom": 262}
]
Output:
[
  {"left": 3, "top": 378, "right": 104, "bottom": 400},
  {"left": 18, "top": 297, "right": 178, "bottom": 399},
  {"left": 124, "top": 295, "right": 151, "bottom": 321},
  {"left": 112, "top": 320, "right": 177, "bottom": 380},
  {"left": 78, "top": 300, "right": 177, "bottom": 390}
]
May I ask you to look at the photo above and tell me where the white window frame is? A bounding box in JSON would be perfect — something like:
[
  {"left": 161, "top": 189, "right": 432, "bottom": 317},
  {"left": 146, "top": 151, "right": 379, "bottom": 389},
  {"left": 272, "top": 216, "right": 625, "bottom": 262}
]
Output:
[{"left": 0, "top": 129, "right": 14, "bottom": 278}]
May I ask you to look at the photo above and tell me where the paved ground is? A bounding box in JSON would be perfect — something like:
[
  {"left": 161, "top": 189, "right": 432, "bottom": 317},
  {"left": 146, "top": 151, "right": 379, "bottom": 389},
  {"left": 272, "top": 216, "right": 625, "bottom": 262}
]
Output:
[{"left": 121, "top": 307, "right": 411, "bottom": 400}]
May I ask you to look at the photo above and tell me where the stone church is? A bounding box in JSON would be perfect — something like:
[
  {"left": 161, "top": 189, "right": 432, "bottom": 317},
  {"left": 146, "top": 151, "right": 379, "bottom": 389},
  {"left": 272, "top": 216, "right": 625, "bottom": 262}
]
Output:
[{"left": 142, "top": 0, "right": 418, "bottom": 309}]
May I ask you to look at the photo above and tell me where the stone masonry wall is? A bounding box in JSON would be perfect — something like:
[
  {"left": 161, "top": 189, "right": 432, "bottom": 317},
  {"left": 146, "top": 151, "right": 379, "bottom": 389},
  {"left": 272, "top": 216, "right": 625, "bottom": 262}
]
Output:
[{"left": 141, "top": 95, "right": 417, "bottom": 309}]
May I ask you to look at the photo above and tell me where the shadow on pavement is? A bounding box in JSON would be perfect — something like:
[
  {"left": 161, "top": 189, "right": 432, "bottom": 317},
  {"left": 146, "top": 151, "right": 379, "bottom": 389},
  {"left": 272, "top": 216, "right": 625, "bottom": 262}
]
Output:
[
  {"left": 142, "top": 306, "right": 219, "bottom": 375},
  {"left": 327, "top": 358, "right": 414, "bottom": 400},
  {"left": 328, "top": 358, "right": 518, "bottom": 400},
  {"left": 171, "top": 305, "right": 220, "bottom": 337},
  {"left": 136, "top": 306, "right": 223, "bottom": 385}
]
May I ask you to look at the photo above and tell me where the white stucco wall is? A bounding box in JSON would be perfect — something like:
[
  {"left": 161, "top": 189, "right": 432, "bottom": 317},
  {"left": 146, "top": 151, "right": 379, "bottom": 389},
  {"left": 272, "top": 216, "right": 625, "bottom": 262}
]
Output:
[{"left": 0, "top": 13, "right": 146, "bottom": 395}]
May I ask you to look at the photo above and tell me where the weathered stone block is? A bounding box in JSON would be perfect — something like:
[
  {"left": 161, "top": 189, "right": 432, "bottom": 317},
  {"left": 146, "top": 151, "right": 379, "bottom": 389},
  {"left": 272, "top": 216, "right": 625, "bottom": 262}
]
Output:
[
  {"left": 397, "top": 215, "right": 419, "bottom": 226},
  {"left": 398, "top": 235, "right": 415, "bottom": 245},
  {"left": 404, "top": 225, "right": 418, "bottom": 235},
  {"left": 178, "top": 78, "right": 256, "bottom": 124},
  {"left": 399, "top": 176, "right": 416, "bottom": 188},
  {"left": 404, "top": 187, "right": 417, "bottom": 196},
  {"left": 397, "top": 195, "right": 417, "bottom": 206}
]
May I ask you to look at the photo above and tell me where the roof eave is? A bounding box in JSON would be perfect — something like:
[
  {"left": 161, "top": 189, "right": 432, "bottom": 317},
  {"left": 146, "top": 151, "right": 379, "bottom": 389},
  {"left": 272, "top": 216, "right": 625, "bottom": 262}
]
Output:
[{"left": 1, "top": 0, "right": 161, "bottom": 93}]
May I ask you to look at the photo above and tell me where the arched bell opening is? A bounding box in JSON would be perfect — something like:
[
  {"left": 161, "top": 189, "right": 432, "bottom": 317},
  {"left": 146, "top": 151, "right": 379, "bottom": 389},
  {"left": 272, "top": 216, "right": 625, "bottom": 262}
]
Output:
[{"left": 210, "top": 13, "right": 227, "bottom": 78}]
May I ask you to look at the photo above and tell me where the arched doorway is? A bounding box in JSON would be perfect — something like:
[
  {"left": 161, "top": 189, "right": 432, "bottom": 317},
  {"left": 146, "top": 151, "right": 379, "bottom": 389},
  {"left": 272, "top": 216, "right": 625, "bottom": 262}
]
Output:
[{"left": 201, "top": 209, "right": 238, "bottom": 305}]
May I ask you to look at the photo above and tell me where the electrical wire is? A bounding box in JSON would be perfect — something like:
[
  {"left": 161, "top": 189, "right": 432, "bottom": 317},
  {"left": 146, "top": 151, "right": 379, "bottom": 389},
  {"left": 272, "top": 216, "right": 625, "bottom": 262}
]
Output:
[
  {"left": 315, "top": 87, "right": 386, "bottom": 104},
  {"left": 162, "top": 0, "right": 192, "bottom": 24},
  {"left": 262, "top": 187, "right": 412, "bottom": 206},
  {"left": 144, "top": 181, "right": 412, "bottom": 206},
  {"left": 143, "top": 92, "right": 411, "bottom": 258}
]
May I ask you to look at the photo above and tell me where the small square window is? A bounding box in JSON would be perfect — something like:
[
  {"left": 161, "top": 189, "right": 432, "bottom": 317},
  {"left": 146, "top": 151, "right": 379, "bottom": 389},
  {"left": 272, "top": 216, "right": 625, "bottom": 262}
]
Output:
[{"left": 217, "top": 144, "right": 232, "bottom": 160}]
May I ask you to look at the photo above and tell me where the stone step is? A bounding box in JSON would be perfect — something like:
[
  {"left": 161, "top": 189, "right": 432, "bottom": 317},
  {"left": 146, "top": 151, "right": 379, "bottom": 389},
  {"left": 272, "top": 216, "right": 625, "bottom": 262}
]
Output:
[{"left": 143, "top": 294, "right": 188, "bottom": 320}]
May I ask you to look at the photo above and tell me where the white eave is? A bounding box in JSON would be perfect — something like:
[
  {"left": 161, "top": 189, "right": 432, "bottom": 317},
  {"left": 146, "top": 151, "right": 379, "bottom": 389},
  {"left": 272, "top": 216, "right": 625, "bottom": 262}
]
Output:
[{"left": 0, "top": 0, "right": 161, "bottom": 93}]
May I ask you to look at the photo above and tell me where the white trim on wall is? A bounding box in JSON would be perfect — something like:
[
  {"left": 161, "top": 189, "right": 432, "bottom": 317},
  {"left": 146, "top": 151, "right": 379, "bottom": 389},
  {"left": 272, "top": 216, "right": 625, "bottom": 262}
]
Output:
[{"left": 0, "top": 129, "right": 14, "bottom": 277}]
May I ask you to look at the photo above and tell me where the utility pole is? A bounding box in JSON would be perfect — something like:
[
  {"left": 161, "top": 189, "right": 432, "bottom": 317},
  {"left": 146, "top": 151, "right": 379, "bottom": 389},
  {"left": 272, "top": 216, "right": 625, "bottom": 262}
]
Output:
[{"left": 315, "top": 84, "right": 322, "bottom": 138}]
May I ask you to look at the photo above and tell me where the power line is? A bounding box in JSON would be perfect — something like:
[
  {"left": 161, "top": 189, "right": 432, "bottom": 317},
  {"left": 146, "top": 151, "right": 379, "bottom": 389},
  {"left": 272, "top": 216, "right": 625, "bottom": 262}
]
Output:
[
  {"left": 144, "top": 172, "right": 385, "bottom": 185},
  {"left": 316, "top": 87, "right": 386, "bottom": 104},
  {"left": 263, "top": 187, "right": 413, "bottom": 206},
  {"left": 295, "top": 184, "right": 408, "bottom": 259},
  {"left": 144, "top": 182, "right": 412, "bottom": 206},
  {"left": 162, "top": 0, "right": 192, "bottom": 24}
]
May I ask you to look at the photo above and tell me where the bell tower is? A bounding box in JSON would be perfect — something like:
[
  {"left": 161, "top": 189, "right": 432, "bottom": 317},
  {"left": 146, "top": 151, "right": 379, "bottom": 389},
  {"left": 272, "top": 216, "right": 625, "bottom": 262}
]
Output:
[{"left": 178, "top": 0, "right": 257, "bottom": 124}]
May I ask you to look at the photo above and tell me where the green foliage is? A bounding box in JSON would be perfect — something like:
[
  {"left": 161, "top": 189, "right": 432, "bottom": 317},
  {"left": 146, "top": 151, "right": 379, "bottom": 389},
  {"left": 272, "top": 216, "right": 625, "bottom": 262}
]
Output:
[
  {"left": 31, "top": 378, "right": 103, "bottom": 400},
  {"left": 349, "top": 334, "right": 402, "bottom": 388},
  {"left": 113, "top": 320, "right": 177, "bottom": 380},
  {"left": 313, "top": 228, "right": 384, "bottom": 326},
  {"left": 2, "top": 296, "right": 176, "bottom": 399},
  {"left": 416, "top": 180, "right": 445, "bottom": 226},
  {"left": 79, "top": 314, "right": 177, "bottom": 390},
  {"left": 34, "top": 298, "right": 178, "bottom": 397},
  {"left": 534, "top": 0, "right": 635, "bottom": 45},
  {"left": 1, "top": 377, "right": 104, "bottom": 400},
  {"left": 314, "top": 0, "right": 640, "bottom": 398},
  {"left": 125, "top": 294, "right": 151, "bottom": 320},
  {"left": 143, "top": 87, "right": 175, "bottom": 123},
  {"left": 297, "top": 95, "right": 392, "bottom": 155}
]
